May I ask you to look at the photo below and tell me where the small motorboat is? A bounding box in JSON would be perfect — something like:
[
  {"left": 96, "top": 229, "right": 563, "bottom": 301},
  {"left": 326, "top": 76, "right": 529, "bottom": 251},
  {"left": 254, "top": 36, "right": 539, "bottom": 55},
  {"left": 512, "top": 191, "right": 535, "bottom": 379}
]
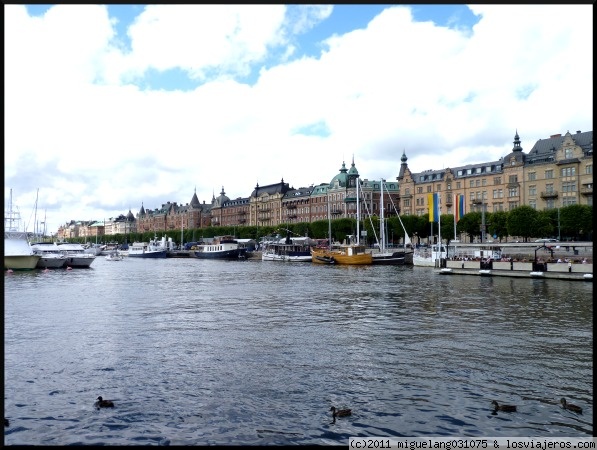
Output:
[{"left": 105, "top": 252, "right": 123, "bottom": 261}]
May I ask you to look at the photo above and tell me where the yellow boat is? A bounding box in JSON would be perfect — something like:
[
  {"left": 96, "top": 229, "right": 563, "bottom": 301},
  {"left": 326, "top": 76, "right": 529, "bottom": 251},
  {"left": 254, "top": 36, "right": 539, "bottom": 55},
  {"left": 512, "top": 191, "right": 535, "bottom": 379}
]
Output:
[{"left": 311, "top": 244, "right": 373, "bottom": 265}]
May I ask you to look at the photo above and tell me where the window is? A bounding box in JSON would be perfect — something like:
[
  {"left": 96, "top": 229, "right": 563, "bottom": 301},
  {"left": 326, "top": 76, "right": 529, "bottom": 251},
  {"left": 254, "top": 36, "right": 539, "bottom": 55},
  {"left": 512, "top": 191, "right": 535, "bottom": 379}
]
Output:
[
  {"left": 447, "top": 183, "right": 451, "bottom": 190},
  {"left": 417, "top": 187, "right": 423, "bottom": 194},
  {"left": 562, "top": 197, "right": 577, "bottom": 206},
  {"left": 475, "top": 179, "right": 480, "bottom": 187},
  {"left": 436, "top": 184, "right": 441, "bottom": 191},
  {"left": 508, "top": 187, "right": 519, "bottom": 197},
  {"left": 562, "top": 182, "right": 576, "bottom": 193},
  {"left": 560, "top": 167, "right": 576, "bottom": 177},
  {"left": 470, "top": 180, "right": 475, "bottom": 188},
  {"left": 427, "top": 185, "right": 432, "bottom": 193},
  {"left": 545, "top": 183, "right": 554, "bottom": 194},
  {"left": 403, "top": 199, "right": 410, "bottom": 207},
  {"left": 529, "top": 200, "right": 537, "bottom": 209},
  {"left": 456, "top": 182, "right": 461, "bottom": 189},
  {"left": 494, "top": 177, "right": 501, "bottom": 185},
  {"left": 586, "top": 165, "right": 593, "bottom": 175},
  {"left": 509, "top": 175, "right": 518, "bottom": 183},
  {"left": 404, "top": 188, "right": 410, "bottom": 195},
  {"left": 565, "top": 147, "right": 574, "bottom": 159},
  {"left": 529, "top": 185, "right": 536, "bottom": 196},
  {"left": 545, "top": 169, "right": 554, "bottom": 179},
  {"left": 528, "top": 172, "right": 536, "bottom": 181},
  {"left": 482, "top": 179, "right": 487, "bottom": 187}
]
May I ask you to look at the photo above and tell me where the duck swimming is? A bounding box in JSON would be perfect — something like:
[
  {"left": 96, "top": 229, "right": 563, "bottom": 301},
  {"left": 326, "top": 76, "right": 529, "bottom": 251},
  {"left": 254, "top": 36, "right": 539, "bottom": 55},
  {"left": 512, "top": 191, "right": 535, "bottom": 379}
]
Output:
[
  {"left": 491, "top": 400, "right": 517, "bottom": 412},
  {"left": 560, "top": 398, "right": 582, "bottom": 414},
  {"left": 95, "top": 396, "right": 114, "bottom": 408},
  {"left": 330, "top": 406, "right": 352, "bottom": 418}
]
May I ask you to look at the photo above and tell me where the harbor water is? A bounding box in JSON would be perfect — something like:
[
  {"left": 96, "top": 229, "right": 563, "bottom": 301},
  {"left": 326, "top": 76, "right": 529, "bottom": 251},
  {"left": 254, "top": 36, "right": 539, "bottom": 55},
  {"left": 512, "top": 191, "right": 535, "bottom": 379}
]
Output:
[{"left": 4, "top": 257, "right": 593, "bottom": 445}]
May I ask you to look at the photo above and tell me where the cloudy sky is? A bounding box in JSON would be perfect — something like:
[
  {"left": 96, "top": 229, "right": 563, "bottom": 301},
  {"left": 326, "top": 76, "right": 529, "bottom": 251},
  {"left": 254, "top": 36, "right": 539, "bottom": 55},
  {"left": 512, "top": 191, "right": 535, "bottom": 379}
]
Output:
[{"left": 5, "top": 4, "right": 593, "bottom": 235}]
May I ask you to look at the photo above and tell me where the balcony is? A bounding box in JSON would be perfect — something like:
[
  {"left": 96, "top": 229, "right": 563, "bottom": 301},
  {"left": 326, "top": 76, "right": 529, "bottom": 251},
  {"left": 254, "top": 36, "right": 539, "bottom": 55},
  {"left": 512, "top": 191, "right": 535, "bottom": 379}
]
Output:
[
  {"left": 331, "top": 209, "right": 343, "bottom": 215},
  {"left": 444, "top": 197, "right": 453, "bottom": 206},
  {"left": 286, "top": 204, "right": 297, "bottom": 209},
  {"left": 540, "top": 191, "right": 559, "bottom": 199},
  {"left": 238, "top": 218, "right": 246, "bottom": 223},
  {"left": 238, "top": 211, "right": 247, "bottom": 215},
  {"left": 287, "top": 214, "right": 297, "bottom": 219},
  {"left": 580, "top": 186, "right": 593, "bottom": 196}
]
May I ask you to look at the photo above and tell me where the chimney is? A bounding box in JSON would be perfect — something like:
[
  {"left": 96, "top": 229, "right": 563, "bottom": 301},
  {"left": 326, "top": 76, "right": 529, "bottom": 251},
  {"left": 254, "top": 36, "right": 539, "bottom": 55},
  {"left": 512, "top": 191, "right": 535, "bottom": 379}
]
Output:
[
  {"left": 550, "top": 134, "right": 562, "bottom": 138},
  {"left": 576, "top": 130, "right": 581, "bottom": 134}
]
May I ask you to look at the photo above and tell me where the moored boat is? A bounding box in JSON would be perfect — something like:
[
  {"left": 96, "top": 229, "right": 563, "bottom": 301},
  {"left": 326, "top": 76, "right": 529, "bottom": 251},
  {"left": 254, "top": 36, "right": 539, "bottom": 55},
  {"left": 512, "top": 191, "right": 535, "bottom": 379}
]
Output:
[
  {"left": 56, "top": 242, "right": 96, "bottom": 268},
  {"left": 261, "top": 234, "right": 314, "bottom": 262},
  {"left": 191, "top": 235, "right": 247, "bottom": 260},
  {"left": 4, "top": 190, "right": 40, "bottom": 271},
  {"left": 128, "top": 235, "right": 171, "bottom": 258},
  {"left": 31, "top": 242, "right": 67, "bottom": 269},
  {"left": 311, "top": 236, "right": 373, "bottom": 266}
]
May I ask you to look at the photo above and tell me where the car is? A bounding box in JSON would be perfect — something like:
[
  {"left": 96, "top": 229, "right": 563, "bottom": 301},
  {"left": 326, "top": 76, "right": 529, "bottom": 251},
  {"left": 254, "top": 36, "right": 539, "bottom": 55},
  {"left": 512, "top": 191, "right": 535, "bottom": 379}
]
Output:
[{"left": 534, "top": 238, "right": 558, "bottom": 243}]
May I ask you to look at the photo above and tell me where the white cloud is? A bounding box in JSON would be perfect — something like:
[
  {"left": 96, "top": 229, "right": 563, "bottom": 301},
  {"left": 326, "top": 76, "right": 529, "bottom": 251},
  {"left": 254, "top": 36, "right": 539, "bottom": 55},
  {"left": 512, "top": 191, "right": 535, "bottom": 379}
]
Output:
[{"left": 4, "top": 4, "right": 592, "bottom": 234}]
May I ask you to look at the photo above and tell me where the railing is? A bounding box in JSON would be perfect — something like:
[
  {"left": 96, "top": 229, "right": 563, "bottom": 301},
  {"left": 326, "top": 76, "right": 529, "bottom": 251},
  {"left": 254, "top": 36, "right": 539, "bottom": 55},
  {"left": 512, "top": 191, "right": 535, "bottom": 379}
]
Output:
[{"left": 540, "top": 191, "right": 559, "bottom": 198}]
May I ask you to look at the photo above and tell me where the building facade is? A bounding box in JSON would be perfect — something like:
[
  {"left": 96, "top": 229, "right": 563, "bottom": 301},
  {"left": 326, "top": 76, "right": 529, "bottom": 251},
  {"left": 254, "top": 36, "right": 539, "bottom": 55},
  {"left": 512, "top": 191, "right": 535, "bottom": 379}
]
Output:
[{"left": 57, "top": 129, "right": 592, "bottom": 238}]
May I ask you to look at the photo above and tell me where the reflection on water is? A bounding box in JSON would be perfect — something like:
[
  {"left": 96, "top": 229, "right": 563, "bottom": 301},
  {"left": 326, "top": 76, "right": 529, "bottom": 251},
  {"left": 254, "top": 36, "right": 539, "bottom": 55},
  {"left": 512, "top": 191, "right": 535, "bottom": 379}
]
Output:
[{"left": 4, "top": 259, "right": 593, "bottom": 444}]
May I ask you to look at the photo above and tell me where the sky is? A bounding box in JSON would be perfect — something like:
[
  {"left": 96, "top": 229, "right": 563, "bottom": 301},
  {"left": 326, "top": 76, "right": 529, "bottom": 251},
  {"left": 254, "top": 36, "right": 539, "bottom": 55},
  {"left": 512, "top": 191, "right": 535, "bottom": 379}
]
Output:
[{"left": 4, "top": 4, "right": 593, "bottom": 235}]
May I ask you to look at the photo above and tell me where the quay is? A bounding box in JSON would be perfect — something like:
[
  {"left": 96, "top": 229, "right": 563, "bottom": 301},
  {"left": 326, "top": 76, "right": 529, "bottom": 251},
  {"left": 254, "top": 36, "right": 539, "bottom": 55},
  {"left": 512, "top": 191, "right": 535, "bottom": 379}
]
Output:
[{"left": 437, "top": 267, "right": 593, "bottom": 281}]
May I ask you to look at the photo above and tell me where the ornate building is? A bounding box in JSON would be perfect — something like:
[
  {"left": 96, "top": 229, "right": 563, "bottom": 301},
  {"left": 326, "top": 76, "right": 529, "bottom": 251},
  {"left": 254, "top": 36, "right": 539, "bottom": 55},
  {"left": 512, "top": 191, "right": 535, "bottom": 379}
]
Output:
[{"left": 57, "top": 129, "right": 592, "bottom": 238}]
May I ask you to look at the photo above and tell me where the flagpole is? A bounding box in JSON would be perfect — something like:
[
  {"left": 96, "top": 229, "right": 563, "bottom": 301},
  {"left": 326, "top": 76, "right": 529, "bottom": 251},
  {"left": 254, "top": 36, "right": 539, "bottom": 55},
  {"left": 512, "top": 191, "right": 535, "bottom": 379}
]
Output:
[{"left": 454, "top": 193, "right": 457, "bottom": 241}]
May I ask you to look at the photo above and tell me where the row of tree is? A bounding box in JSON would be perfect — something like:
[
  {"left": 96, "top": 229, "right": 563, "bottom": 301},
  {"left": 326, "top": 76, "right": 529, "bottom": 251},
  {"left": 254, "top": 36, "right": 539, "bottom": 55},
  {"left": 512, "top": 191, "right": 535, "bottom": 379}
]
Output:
[{"left": 67, "top": 204, "right": 592, "bottom": 246}]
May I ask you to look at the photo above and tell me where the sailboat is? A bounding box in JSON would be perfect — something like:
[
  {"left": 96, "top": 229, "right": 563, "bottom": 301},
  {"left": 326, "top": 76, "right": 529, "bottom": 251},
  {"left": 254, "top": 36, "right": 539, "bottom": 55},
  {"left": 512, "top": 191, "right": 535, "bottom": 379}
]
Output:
[
  {"left": 311, "top": 176, "right": 373, "bottom": 265},
  {"left": 370, "top": 180, "right": 414, "bottom": 265},
  {"left": 4, "top": 189, "right": 41, "bottom": 270}
]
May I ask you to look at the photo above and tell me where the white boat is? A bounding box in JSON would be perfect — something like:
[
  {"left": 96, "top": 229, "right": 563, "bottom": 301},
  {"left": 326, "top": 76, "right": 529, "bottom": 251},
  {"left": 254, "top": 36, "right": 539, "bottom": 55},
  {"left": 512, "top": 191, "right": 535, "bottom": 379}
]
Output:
[
  {"left": 31, "top": 242, "right": 67, "bottom": 269},
  {"left": 4, "top": 190, "right": 40, "bottom": 271},
  {"left": 413, "top": 243, "right": 448, "bottom": 267},
  {"left": 105, "top": 251, "right": 123, "bottom": 261},
  {"left": 261, "top": 234, "right": 314, "bottom": 262},
  {"left": 84, "top": 243, "right": 105, "bottom": 256},
  {"left": 56, "top": 242, "right": 96, "bottom": 268},
  {"left": 128, "top": 235, "right": 171, "bottom": 258},
  {"left": 190, "top": 235, "right": 247, "bottom": 260}
]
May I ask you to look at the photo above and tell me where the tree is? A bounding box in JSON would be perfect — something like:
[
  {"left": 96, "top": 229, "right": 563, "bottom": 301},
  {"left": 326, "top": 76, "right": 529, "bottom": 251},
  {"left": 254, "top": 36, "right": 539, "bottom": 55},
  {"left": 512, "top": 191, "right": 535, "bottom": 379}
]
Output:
[
  {"left": 506, "top": 205, "right": 539, "bottom": 242},
  {"left": 488, "top": 210, "right": 509, "bottom": 242},
  {"left": 457, "top": 211, "right": 482, "bottom": 242},
  {"left": 560, "top": 204, "right": 593, "bottom": 240}
]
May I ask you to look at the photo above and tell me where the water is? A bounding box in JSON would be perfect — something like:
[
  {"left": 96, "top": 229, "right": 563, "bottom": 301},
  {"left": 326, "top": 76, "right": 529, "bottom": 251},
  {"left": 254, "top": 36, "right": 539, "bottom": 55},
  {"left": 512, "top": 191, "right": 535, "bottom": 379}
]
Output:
[{"left": 4, "top": 257, "right": 593, "bottom": 445}]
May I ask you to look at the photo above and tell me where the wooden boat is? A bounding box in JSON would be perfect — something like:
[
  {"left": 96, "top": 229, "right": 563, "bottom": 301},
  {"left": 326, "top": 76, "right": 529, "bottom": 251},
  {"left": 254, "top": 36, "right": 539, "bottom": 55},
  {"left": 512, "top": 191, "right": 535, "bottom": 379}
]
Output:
[{"left": 311, "top": 240, "right": 373, "bottom": 265}]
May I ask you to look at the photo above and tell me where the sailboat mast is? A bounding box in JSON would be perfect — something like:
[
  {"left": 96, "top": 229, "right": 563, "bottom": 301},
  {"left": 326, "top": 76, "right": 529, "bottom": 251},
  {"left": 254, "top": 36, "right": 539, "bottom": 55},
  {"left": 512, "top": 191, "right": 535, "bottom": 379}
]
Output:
[
  {"left": 356, "top": 176, "right": 360, "bottom": 245},
  {"left": 33, "top": 188, "right": 39, "bottom": 238},
  {"left": 380, "top": 180, "right": 385, "bottom": 252},
  {"left": 327, "top": 191, "right": 332, "bottom": 249}
]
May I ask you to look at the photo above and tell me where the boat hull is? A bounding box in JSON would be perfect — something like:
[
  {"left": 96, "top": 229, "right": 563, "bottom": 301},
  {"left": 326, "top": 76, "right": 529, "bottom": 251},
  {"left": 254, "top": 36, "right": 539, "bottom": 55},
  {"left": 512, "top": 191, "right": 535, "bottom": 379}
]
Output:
[
  {"left": 5, "top": 255, "right": 40, "bottom": 270},
  {"left": 191, "top": 249, "right": 246, "bottom": 260},
  {"left": 311, "top": 248, "right": 372, "bottom": 265},
  {"left": 128, "top": 250, "right": 167, "bottom": 258},
  {"left": 262, "top": 250, "right": 312, "bottom": 262},
  {"left": 36, "top": 255, "right": 67, "bottom": 269},
  {"left": 371, "top": 251, "right": 413, "bottom": 265},
  {"left": 64, "top": 256, "right": 96, "bottom": 268}
]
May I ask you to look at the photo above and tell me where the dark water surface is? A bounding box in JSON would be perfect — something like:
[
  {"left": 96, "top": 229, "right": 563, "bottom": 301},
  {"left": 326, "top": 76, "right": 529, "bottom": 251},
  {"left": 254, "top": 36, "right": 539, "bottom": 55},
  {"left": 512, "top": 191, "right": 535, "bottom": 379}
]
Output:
[{"left": 4, "top": 257, "right": 593, "bottom": 445}]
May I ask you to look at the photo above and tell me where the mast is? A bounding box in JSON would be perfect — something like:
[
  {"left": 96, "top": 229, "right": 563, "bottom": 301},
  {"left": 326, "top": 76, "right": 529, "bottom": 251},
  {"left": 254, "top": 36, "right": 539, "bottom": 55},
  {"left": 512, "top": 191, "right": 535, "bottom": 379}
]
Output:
[
  {"left": 356, "top": 176, "right": 360, "bottom": 245},
  {"left": 380, "top": 180, "right": 385, "bottom": 252},
  {"left": 327, "top": 191, "right": 332, "bottom": 249},
  {"left": 32, "top": 188, "right": 39, "bottom": 238}
]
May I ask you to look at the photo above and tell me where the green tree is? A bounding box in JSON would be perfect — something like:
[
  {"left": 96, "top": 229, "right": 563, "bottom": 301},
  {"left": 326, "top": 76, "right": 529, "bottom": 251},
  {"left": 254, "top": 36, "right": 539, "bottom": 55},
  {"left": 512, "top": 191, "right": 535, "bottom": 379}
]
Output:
[
  {"left": 560, "top": 204, "right": 593, "bottom": 241},
  {"left": 457, "top": 211, "right": 482, "bottom": 242},
  {"left": 488, "top": 210, "right": 509, "bottom": 242},
  {"left": 506, "top": 205, "right": 539, "bottom": 242}
]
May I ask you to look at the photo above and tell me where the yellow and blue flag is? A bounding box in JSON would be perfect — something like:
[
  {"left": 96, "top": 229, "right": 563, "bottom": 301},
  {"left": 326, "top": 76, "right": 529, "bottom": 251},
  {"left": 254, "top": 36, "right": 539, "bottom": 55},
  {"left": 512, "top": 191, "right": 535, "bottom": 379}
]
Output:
[
  {"left": 454, "top": 194, "right": 465, "bottom": 223},
  {"left": 428, "top": 193, "right": 439, "bottom": 222}
]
